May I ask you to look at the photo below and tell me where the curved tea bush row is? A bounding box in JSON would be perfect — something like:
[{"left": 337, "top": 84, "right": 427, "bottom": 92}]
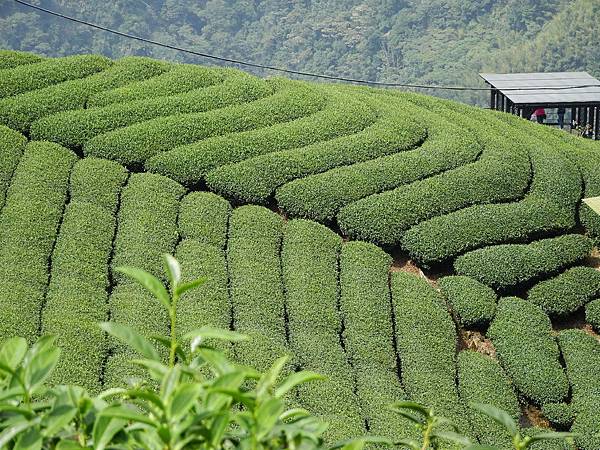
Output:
[
  {"left": 0, "top": 49, "right": 45, "bottom": 69},
  {"left": 105, "top": 173, "right": 186, "bottom": 388},
  {"left": 227, "top": 206, "right": 288, "bottom": 371},
  {"left": 457, "top": 350, "right": 519, "bottom": 448},
  {"left": 454, "top": 234, "right": 593, "bottom": 291},
  {"left": 527, "top": 266, "right": 600, "bottom": 315},
  {"left": 205, "top": 95, "right": 425, "bottom": 204},
  {"left": 390, "top": 272, "right": 472, "bottom": 440},
  {"left": 175, "top": 239, "right": 230, "bottom": 350},
  {"left": 558, "top": 329, "right": 600, "bottom": 450},
  {"left": 88, "top": 64, "right": 229, "bottom": 107},
  {"left": 85, "top": 79, "right": 324, "bottom": 167},
  {"left": 42, "top": 201, "right": 114, "bottom": 394},
  {"left": 542, "top": 402, "right": 574, "bottom": 428},
  {"left": 31, "top": 73, "right": 270, "bottom": 149},
  {"left": 0, "top": 142, "right": 76, "bottom": 344},
  {"left": 0, "top": 126, "right": 27, "bottom": 210},
  {"left": 0, "top": 54, "right": 112, "bottom": 99},
  {"left": 402, "top": 133, "right": 582, "bottom": 266},
  {"left": 0, "top": 56, "right": 172, "bottom": 132},
  {"left": 146, "top": 88, "right": 378, "bottom": 185},
  {"left": 282, "top": 219, "right": 363, "bottom": 442},
  {"left": 570, "top": 141, "right": 600, "bottom": 244},
  {"left": 487, "top": 296, "right": 568, "bottom": 404},
  {"left": 276, "top": 101, "right": 482, "bottom": 222},
  {"left": 337, "top": 104, "right": 531, "bottom": 244},
  {"left": 439, "top": 276, "right": 497, "bottom": 327},
  {"left": 339, "top": 241, "right": 414, "bottom": 439},
  {"left": 178, "top": 192, "right": 231, "bottom": 249},
  {"left": 586, "top": 299, "right": 600, "bottom": 331}
]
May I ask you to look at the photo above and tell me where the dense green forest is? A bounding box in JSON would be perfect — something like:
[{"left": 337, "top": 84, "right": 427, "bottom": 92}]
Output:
[{"left": 1, "top": 0, "right": 599, "bottom": 104}]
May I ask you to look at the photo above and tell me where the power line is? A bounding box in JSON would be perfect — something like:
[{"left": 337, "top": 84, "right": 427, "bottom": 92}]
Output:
[{"left": 11, "top": 0, "right": 600, "bottom": 92}]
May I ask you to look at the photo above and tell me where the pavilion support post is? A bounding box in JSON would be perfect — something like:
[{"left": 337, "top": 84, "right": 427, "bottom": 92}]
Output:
[
  {"left": 594, "top": 106, "right": 600, "bottom": 140},
  {"left": 490, "top": 89, "right": 496, "bottom": 110}
]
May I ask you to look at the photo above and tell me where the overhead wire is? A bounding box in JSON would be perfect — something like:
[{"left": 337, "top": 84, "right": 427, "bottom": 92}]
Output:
[{"left": 11, "top": 0, "right": 600, "bottom": 92}]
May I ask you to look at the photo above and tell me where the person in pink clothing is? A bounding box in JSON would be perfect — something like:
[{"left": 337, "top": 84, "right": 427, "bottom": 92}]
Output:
[{"left": 533, "top": 107, "right": 546, "bottom": 124}]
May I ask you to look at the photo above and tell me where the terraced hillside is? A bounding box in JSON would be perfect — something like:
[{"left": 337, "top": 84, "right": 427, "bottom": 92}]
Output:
[{"left": 1, "top": 50, "right": 599, "bottom": 448}]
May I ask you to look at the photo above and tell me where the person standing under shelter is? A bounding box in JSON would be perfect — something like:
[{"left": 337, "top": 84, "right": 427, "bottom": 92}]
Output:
[
  {"left": 557, "top": 107, "right": 565, "bottom": 129},
  {"left": 534, "top": 107, "right": 546, "bottom": 124}
]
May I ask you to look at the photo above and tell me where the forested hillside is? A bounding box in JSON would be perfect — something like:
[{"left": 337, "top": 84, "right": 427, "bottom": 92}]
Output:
[{"left": 1, "top": 0, "right": 598, "bottom": 104}]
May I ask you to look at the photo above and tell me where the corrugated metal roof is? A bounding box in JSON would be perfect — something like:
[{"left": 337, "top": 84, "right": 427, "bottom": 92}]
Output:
[{"left": 479, "top": 72, "right": 600, "bottom": 104}]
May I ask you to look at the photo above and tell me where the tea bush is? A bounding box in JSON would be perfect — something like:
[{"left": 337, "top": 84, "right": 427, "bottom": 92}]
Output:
[
  {"left": 0, "top": 125, "right": 27, "bottom": 209},
  {"left": 205, "top": 96, "right": 423, "bottom": 204},
  {"left": 31, "top": 73, "right": 270, "bottom": 149},
  {"left": 454, "top": 234, "right": 593, "bottom": 291},
  {"left": 542, "top": 403, "right": 574, "bottom": 428},
  {"left": 174, "top": 239, "right": 231, "bottom": 347},
  {"left": 0, "top": 54, "right": 111, "bottom": 98},
  {"left": 0, "top": 56, "right": 172, "bottom": 132},
  {"left": 42, "top": 158, "right": 127, "bottom": 392},
  {"left": 0, "top": 48, "right": 44, "bottom": 69},
  {"left": 390, "top": 272, "right": 473, "bottom": 440},
  {"left": 0, "top": 142, "right": 76, "bottom": 344},
  {"left": 147, "top": 88, "right": 377, "bottom": 185},
  {"left": 282, "top": 219, "right": 363, "bottom": 441},
  {"left": 227, "top": 206, "right": 289, "bottom": 371},
  {"left": 68, "top": 157, "right": 128, "bottom": 214},
  {"left": 439, "top": 276, "right": 497, "bottom": 327},
  {"left": 487, "top": 297, "right": 568, "bottom": 404},
  {"left": 84, "top": 79, "right": 324, "bottom": 166},
  {"left": 88, "top": 63, "right": 229, "bottom": 107},
  {"left": 276, "top": 104, "right": 482, "bottom": 221},
  {"left": 558, "top": 329, "right": 600, "bottom": 450},
  {"left": 585, "top": 298, "right": 600, "bottom": 331},
  {"left": 457, "top": 350, "right": 519, "bottom": 448},
  {"left": 178, "top": 191, "right": 231, "bottom": 249},
  {"left": 527, "top": 266, "right": 600, "bottom": 315},
  {"left": 402, "top": 139, "right": 581, "bottom": 266},
  {"left": 105, "top": 173, "right": 186, "bottom": 386},
  {"left": 339, "top": 241, "right": 415, "bottom": 439}
]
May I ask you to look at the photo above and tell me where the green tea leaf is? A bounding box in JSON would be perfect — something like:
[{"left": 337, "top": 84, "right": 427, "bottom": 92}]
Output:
[
  {"left": 100, "top": 322, "right": 160, "bottom": 361},
  {"left": 115, "top": 266, "right": 171, "bottom": 310}
]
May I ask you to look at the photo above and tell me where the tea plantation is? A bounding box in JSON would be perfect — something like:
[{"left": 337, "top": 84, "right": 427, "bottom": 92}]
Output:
[{"left": 1, "top": 51, "right": 599, "bottom": 448}]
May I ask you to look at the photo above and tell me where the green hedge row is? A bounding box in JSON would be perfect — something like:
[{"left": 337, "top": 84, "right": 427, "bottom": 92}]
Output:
[
  {"left": 402, "top": 132, "right": 582, "bottom": 266},
  {"left": 69, "top": 157, "right": 128, "bottom": 214},
  {"left": 276, "top": 100, "right": 482, "bottom": 222},
  {"left": 105, "top": 172, "right": 186, "bottom": 387},
  {"left": 390, "top": 272, "right": 473, "bottom": 441},
  {"left": 586, "top": 298, "right": 600, "bottom": 331},
  {"left": 338, "top": 241, "right": 415, "bottom": 439},
  {"left": 457, "top": 350, "right": 519, "bottom": 448},
  {"left": 0, "top": 125, "right": 27, "bottom": 210},
  {"left": 337, "top": 109, "right": 531, "bottom": 244},
  {"left": 454, "top": 234, "right": 593, "bottom": 291},
  {"left": 227, "top": 206, "right": 289, "bottom": 371},
  {"left": 88, "top": 63, "right": 229, "bottom": 107},
  {"left": 31, "top": 72, "right": 270, "bottom": 149},
  {"left": 205, "top": 93, "right": 423, "bottom": 204},
  {"left": 438, "top": 276, "right": 497, "bottom": 327},
  {"left": 0, "top": 54, "right": 112, "bottom": 99},
  {"left": 0, "top": 141, "right": 76, "bottom": 344},
  {"left": 84, "top": 79, "right": 324, "bottom": 167},
  {"left": 146, "top": 86, "right": 377, "bottom": 185},
  {"left": 42, "top": 201, "right": 116, "bottom": 394},
  {"left": 178, "top": 191, "right": 231, "bottom": 249},
  {"left": 0, "top": 49, "right": 45, "bottom": 70},
  {"left": 282, "top": 219, "right": 363, "bottom": 442},
  {"left": 0, "top": 56, "right": 172, "bottom": 132},
  {"left": 487, "top": 296, "right": 568, "bottom": 404},
  {"left": 558, "top": 329, "right": 600, "bottom": 450},
  {"left": 175, "top": 239, "right": 231, "bottom": 353},
  {"left": 541, "top": 402, "right": 574, "bottom": 428},
  {"left": 527, "top": 266, "right": 600, "bottom": 315}
]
